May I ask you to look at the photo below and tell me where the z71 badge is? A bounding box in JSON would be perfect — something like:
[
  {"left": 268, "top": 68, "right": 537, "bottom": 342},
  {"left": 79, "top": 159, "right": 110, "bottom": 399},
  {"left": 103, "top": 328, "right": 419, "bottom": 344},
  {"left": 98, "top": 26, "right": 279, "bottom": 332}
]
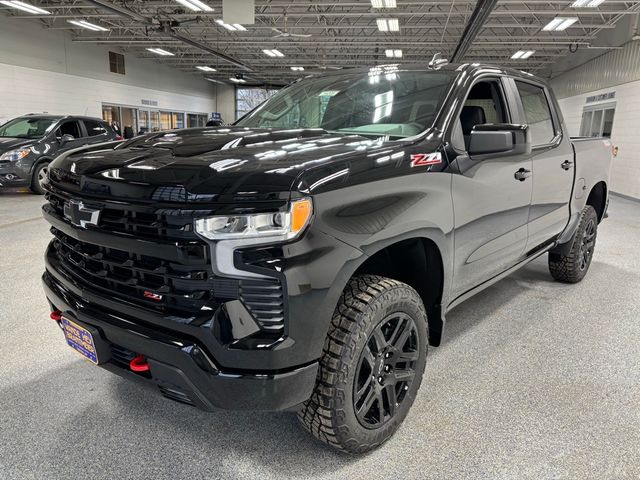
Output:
[{"left": 410, "top": 152, "right": 442, "bottom": 167}]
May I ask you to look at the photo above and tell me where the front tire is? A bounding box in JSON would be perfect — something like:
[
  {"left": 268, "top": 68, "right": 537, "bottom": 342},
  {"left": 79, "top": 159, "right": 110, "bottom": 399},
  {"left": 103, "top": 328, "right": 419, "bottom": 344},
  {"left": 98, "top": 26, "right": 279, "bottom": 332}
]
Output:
[
  {"left": 549, "top": 205, "right": 598, "bottom": 283},
  {"left": 29, "top": 162, "right": 49, "bottom": 195},
  {"left": 298, "top": 274, "right": 428, "bottom": 453}
]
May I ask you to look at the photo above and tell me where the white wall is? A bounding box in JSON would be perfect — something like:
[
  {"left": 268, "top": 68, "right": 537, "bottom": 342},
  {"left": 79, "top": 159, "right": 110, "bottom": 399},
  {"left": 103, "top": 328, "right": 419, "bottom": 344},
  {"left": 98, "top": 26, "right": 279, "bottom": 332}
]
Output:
[
  {"left": 554, "top": 79, "right": 640, "bottom": 200},
  {"left": 0, "top": 16, "right": 235, "bottom": 123}
]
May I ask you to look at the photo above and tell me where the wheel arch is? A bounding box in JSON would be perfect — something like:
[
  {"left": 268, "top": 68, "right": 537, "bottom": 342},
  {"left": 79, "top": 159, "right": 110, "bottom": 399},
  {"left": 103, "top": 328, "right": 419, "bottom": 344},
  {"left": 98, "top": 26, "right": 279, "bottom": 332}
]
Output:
[
  {"left": 586, "top": 180, "right": 607, "bottom": 223},
  {"left": 350, "top": 236, "right": 447, "bottom": 347}
]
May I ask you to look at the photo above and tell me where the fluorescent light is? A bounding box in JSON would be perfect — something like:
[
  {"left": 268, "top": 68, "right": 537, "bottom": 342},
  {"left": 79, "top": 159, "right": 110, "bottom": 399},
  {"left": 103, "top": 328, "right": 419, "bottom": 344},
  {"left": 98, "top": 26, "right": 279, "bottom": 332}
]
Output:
[
  {"left": 0, "top": 1, "right": 50, "bottom": 14},
  {"left": 146, "top": 48, "right": 175, "bottom": 56},
  {"left": 543, "top": 17, "right": 578, "bottom": 31},
  {"left": 196, "top": 66, "right": 216, "bottom": 72},
  {"left": 67, "top": 20, "right": 109, "bottom": 32},
  {"left": 263, "top": 49, "right": 284, "bottom": 57},
  {"left": 215, "top": 19, "right": 246, "bottom": 31},
  {"left": 512, "top": 50, "right": 535, "bottom": 59},
  {"left": 385, "top": 49, "right": 402, "bottom": 58},
  {"left": 572, "top": 0, "right": 605, "bottom": 6},
  {"left": 290, "top": 66, "right": 305, "bottom": 71},
  {"left": 371, "top": 0, "right": 397, "bottom": 7},
  {"left": 175, "top": 0, "right": 213, "bottom": 12},
  {"left": 377, "top": 18, "right": 400, "bottom": 32},
  {"left": 230, "top": 77, "right": 247, "bottom": 83}
]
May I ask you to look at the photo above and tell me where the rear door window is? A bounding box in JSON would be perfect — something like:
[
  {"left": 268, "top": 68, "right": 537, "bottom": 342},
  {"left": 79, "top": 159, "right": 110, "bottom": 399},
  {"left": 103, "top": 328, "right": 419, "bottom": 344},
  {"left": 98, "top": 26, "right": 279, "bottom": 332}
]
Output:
[
  {"left": 514, "top": 81, "right": 555, "bottom": 146},
  {"left": 84, "top": 120, "right": 108, "bottom": 137}
]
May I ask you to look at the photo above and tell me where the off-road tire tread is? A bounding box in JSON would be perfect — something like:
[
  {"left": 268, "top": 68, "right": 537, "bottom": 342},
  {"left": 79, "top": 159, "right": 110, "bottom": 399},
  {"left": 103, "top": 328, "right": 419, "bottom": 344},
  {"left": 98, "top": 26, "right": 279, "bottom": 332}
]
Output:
[
  {"left": 549, "top": 205, "right": 598, "bottom": 283},
  {"left": 297, "top": 274, "right": 426, "bottom": 453}
]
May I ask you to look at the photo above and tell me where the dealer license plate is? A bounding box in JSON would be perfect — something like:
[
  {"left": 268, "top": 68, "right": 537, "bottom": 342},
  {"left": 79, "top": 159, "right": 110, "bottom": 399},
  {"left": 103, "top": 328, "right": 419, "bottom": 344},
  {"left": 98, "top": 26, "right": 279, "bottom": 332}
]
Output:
[{"left": 61, "top": 317, "right": 99, "bottom": 364}]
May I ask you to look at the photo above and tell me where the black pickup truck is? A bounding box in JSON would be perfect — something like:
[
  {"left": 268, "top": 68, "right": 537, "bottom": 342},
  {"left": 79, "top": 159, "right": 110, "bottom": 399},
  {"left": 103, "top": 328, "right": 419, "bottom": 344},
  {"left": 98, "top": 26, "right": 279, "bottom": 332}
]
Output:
[{"left": 41, "top": 62, "right": 612, "bottom": 453}]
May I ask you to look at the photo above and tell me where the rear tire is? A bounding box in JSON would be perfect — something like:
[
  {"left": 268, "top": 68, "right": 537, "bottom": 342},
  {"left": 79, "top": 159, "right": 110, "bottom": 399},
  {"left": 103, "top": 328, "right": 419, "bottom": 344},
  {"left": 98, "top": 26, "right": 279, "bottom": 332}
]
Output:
[
  {"left": 549, "top": 205, "right": 598, "bottom": 283},
  {"left": 298, "top": 274, "right": 428, "bottom": 453},
  {"left": 29, "top": 163, "right": 49, "bottom": 195}
]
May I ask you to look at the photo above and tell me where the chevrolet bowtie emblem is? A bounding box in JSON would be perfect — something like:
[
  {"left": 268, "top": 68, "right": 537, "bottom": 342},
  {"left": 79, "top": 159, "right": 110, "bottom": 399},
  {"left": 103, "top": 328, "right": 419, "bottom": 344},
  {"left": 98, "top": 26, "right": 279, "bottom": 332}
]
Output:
[{"left": 63, "top": 199, "right": 101, "bottom": 229}]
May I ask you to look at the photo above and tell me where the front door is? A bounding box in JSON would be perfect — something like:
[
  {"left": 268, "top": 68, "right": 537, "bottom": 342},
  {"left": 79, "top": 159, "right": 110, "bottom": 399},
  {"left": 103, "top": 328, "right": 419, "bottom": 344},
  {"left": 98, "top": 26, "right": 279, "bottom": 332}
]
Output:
[{"left": 449, "top": 78, "right": 533, "bottom": 300}]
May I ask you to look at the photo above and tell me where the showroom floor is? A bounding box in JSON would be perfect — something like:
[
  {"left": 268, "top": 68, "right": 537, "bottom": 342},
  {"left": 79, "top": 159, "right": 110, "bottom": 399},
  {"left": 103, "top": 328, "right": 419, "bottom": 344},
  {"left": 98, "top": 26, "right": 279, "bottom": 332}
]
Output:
[{"left": 0, "top": 191, "right": 638, "bottom": 480}]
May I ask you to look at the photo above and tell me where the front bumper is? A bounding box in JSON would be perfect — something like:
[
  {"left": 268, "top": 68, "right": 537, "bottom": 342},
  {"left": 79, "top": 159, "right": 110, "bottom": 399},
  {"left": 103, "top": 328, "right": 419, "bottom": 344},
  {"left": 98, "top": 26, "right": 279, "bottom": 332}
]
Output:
[
  {"left": 0, "top": 161, "right": 29, "bottom": 187},
  {"left": 43, "top": 271, "right": 318, "bottom": 411}
]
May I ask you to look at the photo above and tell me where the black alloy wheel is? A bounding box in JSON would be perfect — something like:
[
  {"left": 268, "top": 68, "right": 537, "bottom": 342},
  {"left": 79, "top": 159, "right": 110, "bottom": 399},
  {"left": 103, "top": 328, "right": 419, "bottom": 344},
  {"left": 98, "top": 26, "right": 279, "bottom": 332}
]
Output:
[{"left": 354, "top": 313, "right": 419, "bottom": 429}]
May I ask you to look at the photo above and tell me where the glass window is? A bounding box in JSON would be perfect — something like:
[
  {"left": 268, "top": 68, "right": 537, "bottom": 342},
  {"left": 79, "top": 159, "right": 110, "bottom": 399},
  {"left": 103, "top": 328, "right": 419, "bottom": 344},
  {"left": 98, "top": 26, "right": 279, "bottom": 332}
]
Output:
[
  {"left": 602, "top": 108, "right": 615, "bottom": 138},
  {"left": 515, "top": 81, "right": 555, "bottom": 146},
  {"left": 579, "top": 110, "right": 593, "bottom": 137},
  {"left": 236, "top": 69, "right": 454, "bottom": 138},
  {"left": 84, "top": 120, "right": 107, "bottom": 137},
  {"left": 58, "top": 121, "right": 81, "bottom": 139},
  {"left": 0, "top": 117, "right": 58, "bottom": 139},
  {"left": 109, "top": 51, "right": 125, "bottom": 75},
  {"left": 590, "top": 110, "right": 603, "bottom": 137},
  {"left": 236, "top": 88, "right": 280, "bottom": 120}
]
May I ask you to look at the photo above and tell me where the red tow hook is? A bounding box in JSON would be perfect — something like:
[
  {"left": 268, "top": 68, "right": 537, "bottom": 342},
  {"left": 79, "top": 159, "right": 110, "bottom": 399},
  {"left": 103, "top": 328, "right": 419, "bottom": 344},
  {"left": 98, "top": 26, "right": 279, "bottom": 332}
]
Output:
[
  {"left": 130, "top": 355, "right": 150, "bottom": 373},
  {"left": 50, "top": 310, "right": 62, "bottom": 322}
]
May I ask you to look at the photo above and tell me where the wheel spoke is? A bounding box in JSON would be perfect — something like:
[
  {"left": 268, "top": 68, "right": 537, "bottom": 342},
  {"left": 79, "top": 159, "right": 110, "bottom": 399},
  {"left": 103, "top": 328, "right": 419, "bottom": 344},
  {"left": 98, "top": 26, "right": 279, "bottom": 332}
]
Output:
[
  {"left": 356, "top": 386, "right": 377, "bottom": 417},
  {"left": 371, "top": 328, "right": 388, "bottom": 352},
  {"left": 394, "top": 369, "right": 415, "bottom": 383},
  {"left": 356, "top": 373, "right": 373, "bottom": 399},
  {"left": 383, "top": 384, "right": 397, "bottom": 417},
  {"left": 394, "top": 349, "right": 419, "bottom": 364}
]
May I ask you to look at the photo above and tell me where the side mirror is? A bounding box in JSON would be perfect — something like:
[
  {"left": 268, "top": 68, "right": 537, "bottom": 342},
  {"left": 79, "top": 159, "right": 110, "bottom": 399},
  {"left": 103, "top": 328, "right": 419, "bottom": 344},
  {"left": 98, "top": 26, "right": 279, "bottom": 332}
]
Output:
[
  {"left": 468, "top": 124, "right": 531, "bottom": 158},
  {"left": 58, "top": 134, "right": 75, "bottom": 145}
]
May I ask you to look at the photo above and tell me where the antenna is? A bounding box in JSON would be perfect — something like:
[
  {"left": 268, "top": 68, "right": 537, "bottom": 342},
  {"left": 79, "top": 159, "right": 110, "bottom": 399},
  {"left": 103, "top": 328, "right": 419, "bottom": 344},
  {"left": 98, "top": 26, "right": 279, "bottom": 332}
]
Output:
[{"left": 429, "top": 52, "right": 449, "bottom": 70}]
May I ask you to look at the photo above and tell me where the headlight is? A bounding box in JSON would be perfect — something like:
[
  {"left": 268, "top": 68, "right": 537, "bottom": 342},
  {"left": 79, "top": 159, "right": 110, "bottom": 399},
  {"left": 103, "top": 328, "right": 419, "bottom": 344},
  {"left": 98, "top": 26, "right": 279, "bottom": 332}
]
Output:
[
  {"left": 0, "top": 148, "right": 31, "bottom": 161},
  {"left": 195, "top": 198, "right": 313, "bottom": 242}
]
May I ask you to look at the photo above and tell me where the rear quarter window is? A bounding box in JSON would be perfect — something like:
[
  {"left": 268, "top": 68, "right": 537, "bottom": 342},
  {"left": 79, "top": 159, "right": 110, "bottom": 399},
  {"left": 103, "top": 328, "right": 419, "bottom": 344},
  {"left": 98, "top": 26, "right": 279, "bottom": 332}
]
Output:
[{"left": 84, "top": 120, "right": 108, "bottom": 137}]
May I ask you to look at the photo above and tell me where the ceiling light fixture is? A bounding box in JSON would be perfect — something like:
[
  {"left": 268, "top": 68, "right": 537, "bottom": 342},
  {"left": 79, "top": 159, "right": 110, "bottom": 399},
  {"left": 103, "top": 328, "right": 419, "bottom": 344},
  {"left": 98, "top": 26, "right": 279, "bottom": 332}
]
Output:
[
  {"left": 196, "top": 66, "right": 217, "bottom": 72},
  {"left": 371, "top": 0, "right": 397, "bottom": 7},
  {"left": 67, "top": 20, "right": 109, "bottom": 32},
  {"left": 230, "top": 77, "right": 247, "bottom": 83},
  {"left": 511, "top": 50, "right": 535, "bottom": 59},
  {"left": 385, "top": 49, "right": 402, "bottom": 58},
  {"left": 263, "top": 49, "right": 284, "bottom": 57},
  {"left": 0, "top": 1, "right": 50, "bottom": 14},
  {"left": 215, "top": 19, "right": 246, "bottom": 31},
  {"left": 290, "top": 66, "right": 305, "bottom": 71},
  {"left": 146, "top": 47, "right": 175, "bottom": 56},
  {"left": 542, "top": 17, "right": 578, "bottom": 31},
  {"left": 571, "top": 0, "right": 605, "bottom": 6},
  {"left": 376, "top": 18, "right": 400, "bottom": 32},
  {"left": 174, "top": 0, "right": 213, "bottom": 12}
]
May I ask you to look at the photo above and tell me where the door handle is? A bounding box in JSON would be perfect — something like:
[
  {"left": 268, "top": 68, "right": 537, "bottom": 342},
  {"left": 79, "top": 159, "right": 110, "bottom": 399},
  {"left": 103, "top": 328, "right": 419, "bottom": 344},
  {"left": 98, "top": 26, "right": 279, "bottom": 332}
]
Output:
[
  {"left": 514, "top": 168, "right": 531, "bottom": 182},
  {"left": 561, "top": 160, "right": 574, "bottom": 170}
]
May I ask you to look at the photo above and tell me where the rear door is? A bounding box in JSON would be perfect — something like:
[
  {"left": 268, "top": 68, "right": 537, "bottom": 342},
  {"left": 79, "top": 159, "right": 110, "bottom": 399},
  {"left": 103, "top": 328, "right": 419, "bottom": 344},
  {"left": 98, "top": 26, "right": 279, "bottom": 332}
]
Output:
[
  {"left": 510, "top": 79, "right": 574, "bottom": 252},
  {"left": 449, "top": 77, "right": 533, "bottom": 299}
]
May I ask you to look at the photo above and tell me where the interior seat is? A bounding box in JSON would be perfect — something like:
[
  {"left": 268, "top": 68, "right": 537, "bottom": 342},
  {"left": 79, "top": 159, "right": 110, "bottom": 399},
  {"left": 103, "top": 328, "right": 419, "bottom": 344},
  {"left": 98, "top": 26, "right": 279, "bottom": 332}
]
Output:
[{"left": 460, "top": 105, "right": 486, "bottom": 149}]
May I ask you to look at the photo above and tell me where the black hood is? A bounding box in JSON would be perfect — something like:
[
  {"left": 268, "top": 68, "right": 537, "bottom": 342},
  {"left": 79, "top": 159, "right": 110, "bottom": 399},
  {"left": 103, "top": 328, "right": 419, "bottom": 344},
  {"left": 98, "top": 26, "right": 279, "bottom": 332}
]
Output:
[
  {"left": 47, "top": 126, "right": 441, "bottom": 204},
  {"left": 0, "top": 137, "right": 37, "bottom": 151}
]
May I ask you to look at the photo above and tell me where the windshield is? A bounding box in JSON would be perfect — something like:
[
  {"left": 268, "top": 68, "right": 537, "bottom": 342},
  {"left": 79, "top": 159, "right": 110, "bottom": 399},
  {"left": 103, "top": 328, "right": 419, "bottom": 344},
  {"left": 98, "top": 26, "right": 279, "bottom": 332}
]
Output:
[
  {"left": 236, "top": 67, "right": 454, "bottom": 138},
  {"left": 0, "top": 117, "right": 58, "bottom": 139}
]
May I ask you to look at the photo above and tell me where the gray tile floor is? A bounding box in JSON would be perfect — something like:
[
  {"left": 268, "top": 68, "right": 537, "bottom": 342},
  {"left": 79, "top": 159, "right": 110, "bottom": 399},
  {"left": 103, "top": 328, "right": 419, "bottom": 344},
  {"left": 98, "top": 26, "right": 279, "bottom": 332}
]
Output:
[{"left": 1, "top": 191, "right": 639, "bottom": 480}]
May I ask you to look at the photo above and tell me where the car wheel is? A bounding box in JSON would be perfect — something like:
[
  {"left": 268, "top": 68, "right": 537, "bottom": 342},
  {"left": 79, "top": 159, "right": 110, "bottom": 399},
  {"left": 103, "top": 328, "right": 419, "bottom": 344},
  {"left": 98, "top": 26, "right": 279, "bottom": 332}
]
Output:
[
  {"left": 298, "top": 274, "right": 428, "bottom": 453},
  {"left": 549, "top": 205, "right": 598, "bottom": 283},
  {"left": 29, "top": 163, "right": 49, "bottom": 195}
]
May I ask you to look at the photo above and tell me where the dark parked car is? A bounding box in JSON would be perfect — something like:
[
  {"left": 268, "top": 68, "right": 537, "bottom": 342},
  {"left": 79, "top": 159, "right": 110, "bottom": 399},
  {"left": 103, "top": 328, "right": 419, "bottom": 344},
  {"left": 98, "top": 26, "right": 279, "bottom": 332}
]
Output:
[
  {"left": 41, "top": 63, "right": 611, "bottom": 453},
  {"left": 0, "top": 114, "right": 120, "bottom": 194}
]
